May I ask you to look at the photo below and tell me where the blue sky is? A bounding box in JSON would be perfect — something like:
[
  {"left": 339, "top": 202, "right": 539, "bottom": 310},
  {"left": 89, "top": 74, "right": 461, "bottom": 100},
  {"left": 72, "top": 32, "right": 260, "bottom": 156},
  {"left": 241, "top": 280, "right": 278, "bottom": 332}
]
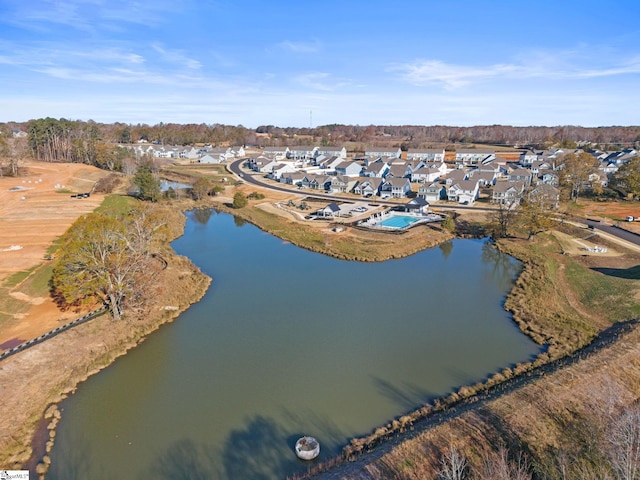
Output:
[{"left": 1, "top": 0, "right": 639, "bottom": 127}]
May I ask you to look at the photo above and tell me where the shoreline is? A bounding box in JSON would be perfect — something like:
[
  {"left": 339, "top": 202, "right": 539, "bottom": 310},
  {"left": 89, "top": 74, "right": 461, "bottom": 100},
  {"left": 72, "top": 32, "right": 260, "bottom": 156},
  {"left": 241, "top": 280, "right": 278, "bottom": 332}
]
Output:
[
  {"left": 0, "top": 204, "right": 212, "bottom": 477},
  {"left": 3, "top": 199, "right": 637, "bottom": 478}
]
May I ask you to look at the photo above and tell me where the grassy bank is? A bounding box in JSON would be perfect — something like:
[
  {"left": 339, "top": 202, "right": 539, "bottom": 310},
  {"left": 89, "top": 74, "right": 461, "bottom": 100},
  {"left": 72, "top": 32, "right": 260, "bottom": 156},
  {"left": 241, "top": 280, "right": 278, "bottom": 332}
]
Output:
[
  {"left": 297, "top": 227, "right": 640, "bottom": 479},
  {"left": 214, "top": 201, "right": 454, "bottom": 262},
  {"left": 0, "top": 202, "right": 212, "bottom": 473}
]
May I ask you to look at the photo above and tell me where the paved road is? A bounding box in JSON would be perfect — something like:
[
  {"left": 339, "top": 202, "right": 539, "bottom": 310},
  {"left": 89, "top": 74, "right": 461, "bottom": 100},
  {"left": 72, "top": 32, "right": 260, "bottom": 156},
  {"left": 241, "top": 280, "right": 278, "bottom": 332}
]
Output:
[
  {"left": 228, "top": 158, "right": 640, "bottom": 247},
  {"left": 577, "top": 218, "right": 640, "bottom": 246}
]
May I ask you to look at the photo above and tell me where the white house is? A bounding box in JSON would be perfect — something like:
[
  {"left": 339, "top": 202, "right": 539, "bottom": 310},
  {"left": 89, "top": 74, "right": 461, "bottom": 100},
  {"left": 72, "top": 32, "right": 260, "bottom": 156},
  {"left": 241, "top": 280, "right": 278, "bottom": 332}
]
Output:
[
  {"left": 199, "top": 154, "right": 223, "bottom": 164},
  {"left": 335, "top": 161, "right": 363, "bottom": 177},
  {"left": 362, "top": 159, "right": 390, "bottom": 178},
  {"left": 407, "top": 148, "right": 445, "bottom": 162},
  {"left": 353, "top": 177, "right": 382, "bottom": 197},
  {"left": 455, "top": 148, "right": 495, "bottom": 166},
  {"left": 316, "top": 146, "right": 347, "bottom": 159},
  {"left": 519, "top": 150, "right": 539, "bottom": 166},
  {"left": 418, "top": 182, "right": 446, "bottom": 203},
  {"left": 448, "top": 180, "right": 479, "bottom": 204},
  {"left": 262, "top": 146, "right": 289, "bottom": 160},
  {"left": 380, "top": 177, "right": 413, "bottom": 198},
  {"left": 365, "top": 148, "right": 401, "bottom": 159},
  {"left": 269, "top": 162, "right": 298, "bottom": 180},
  {"left": 492, "top": 181, "right": 525, "bottom": 206},
  {"left": 288, "top": 146, "right": 317, "bottom": 160},
  {"left": 411, "top": 167, "right": 442, "bottom": 183}
]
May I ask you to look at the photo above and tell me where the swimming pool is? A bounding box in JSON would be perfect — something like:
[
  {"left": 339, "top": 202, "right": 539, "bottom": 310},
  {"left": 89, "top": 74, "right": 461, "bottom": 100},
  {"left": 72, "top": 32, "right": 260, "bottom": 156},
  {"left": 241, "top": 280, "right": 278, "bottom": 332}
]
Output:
[{"left": 377, "top": 215, "right": 421, "bottom": 229}]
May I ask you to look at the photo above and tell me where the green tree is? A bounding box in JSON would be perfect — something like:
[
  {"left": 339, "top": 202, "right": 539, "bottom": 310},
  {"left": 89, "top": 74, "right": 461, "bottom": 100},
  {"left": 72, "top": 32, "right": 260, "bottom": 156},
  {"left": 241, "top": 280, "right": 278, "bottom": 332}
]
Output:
[
  {"left": 52, "top": 207, "right": 166, "bottom": 320},
  {"left": 518, "top": 185, "right": 557, "bottom": 240},
  {"left": 611, "top": 157, "right": 640, "bottom": 199},
  {"left": 441, "top": 215, "right": 455, "bottom": 233},
  {"left": 134, "top": 166, "right": 161, "bottom": 201},
  {"left": 232, "top": 191, "right": 248, "bottom": 208},
  {"left": 559, "top": 152, "right": 599, "bottom": 202},
  {"left": 192, "top": 176, "right": 213, "bottom": 201}
]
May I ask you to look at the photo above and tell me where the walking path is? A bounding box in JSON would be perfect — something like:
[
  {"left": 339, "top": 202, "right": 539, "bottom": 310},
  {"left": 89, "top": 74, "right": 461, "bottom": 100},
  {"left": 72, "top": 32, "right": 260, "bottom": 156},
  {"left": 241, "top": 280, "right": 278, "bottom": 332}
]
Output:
[{"left": 0, "top": 307, "right": 107, "bottom": 362}]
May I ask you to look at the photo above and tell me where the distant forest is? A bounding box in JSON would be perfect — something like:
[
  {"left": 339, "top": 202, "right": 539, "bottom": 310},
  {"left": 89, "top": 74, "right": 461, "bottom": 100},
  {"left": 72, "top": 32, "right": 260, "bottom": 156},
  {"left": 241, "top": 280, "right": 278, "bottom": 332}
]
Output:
[{"left": 3, "top": 119, "right": 639, "bottom": 163}]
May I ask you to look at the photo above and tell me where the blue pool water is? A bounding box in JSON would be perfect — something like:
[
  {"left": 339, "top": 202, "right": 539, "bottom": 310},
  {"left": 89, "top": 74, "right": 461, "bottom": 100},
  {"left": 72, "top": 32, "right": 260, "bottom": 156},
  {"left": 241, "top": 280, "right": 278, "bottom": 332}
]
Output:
[{"left": 378, "top": 215, "right": 421, "bottom": 229}]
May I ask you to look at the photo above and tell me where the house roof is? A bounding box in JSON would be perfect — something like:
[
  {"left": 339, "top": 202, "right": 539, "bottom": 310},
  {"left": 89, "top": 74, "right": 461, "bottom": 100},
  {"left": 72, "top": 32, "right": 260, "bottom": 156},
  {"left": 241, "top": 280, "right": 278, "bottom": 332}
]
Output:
[
  {"left": 494, "top": 181, "right": 524, "bottom": 193},
  {"left": 407, "top": 196, "right": 429, "bottom": 207}
]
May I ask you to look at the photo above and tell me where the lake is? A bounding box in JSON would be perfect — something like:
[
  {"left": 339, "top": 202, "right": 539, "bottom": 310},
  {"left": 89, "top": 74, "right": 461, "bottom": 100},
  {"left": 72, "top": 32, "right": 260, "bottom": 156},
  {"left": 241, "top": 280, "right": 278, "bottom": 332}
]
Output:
[{"left": 47, "top": 210, "right": 540, "bottom": 479}]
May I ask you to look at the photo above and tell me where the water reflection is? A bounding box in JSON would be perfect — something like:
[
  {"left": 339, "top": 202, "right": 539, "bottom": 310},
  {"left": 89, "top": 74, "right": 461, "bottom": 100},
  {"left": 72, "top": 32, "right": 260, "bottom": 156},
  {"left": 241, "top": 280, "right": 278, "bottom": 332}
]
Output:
[
  {"left": 192, "top": 208, "right": 215, "bottom": 225},
  {"left": 481, "top": 240, "right": 523, "bottom": 291},
  {"left": 439, "top": 240, "right": 454, "bottom": 260}
]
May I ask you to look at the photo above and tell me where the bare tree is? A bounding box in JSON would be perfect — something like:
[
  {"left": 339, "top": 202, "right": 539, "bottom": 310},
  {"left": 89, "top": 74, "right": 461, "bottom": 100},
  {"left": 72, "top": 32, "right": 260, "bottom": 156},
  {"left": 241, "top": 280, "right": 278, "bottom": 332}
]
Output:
[
  {"left": 489, "top": 200, "right": 519, "bottom": 239},
  {"left": 438, "top": 446, "right": 468, "bottom": 480},
  {"left": 478, "top": 447, "right": 532, "bottom": 480},
  {"left": 606, "top": 403, "right": 640, "bottom": 480},
  {"left": 0, "top": 136, "right": 27, "bottom": 176}
]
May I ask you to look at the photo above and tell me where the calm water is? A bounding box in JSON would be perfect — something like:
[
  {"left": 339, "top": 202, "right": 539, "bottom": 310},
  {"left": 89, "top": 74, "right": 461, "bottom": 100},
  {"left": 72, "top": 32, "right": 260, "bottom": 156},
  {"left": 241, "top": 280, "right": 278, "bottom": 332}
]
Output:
[{"left": 47, "top": 210, "right": 539, "bottom": 480}]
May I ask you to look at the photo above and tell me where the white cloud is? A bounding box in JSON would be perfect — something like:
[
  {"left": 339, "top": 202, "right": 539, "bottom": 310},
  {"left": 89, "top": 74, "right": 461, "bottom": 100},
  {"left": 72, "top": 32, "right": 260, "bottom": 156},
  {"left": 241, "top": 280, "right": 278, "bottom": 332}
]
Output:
[
  {"left": 391, "top": 54, "right": 640, "bottom": 89},
  {"left": 151, "top": 44, "right": 202, "bottom": 70},
  {"left": 277, "top": 40, "right": 322, "bottom": 53}
]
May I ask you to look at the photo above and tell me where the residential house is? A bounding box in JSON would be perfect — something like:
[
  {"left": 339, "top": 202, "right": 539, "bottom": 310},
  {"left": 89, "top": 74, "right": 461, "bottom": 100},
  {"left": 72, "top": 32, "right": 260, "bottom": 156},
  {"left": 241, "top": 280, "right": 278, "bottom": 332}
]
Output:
[
  {"left": 269, "top": 162, "right": 298, "bottom": 181},
  {"left": 492, "top": 181, "right": 525, "bottom": 206},
  {"left": 448, "top": 180, "right": 479, "bottom": 204},
  {"left": 530, "top": 159, "right": 554, "bottom": 175},
  {"left": 317, "top": 155, "right": 343, "bottom": 171},
  {"left": 247, "top": 155, "right": 277, "bottom": 172},
  {"left": 307, "top": 175, "right": 332, "bottom": 191},
  {"left": 528, "top": 184, "right": 560, "bottom": 209},
  {"left": 230, "top": 146, "right": 246, "bottom": 157},
  {"left": 288, "top": 146, "right": 317, "bottom": 161},
  {"left": 335, "top": 161, "right": 363, "bottom": 177},
  {"left": 328, "top": 175, "right": 350, "bottom": 193},
  {"left": 418, "top": 182, "right": 446, "bottom": 203},
  {"left": 469, "top": 169, "right": 496, "bottom": 187},
  {"left": 316, "top": 146, "right": 347, "bottom": 159},
  {"left": 353, "top": 177, "right": 383, "bottom": 197},
  {"left": 508, "top": 168, "right": 533, "bottom": 186},
  {"left": 407, "top": 148, "right": 445, "bottom": 162},
  {"left": 385, "top": 163, "right": 411, "bottom": 179},
  {"left": 11, "top": 128, "right": 27, "bottom": 138},
  {"left": 519, "top": 150, "right": 539, "bottom": 166},
  {"left": 180, "top": 147, "right": 201, "bottom": 159},
  {"left": 262, "top": 146, "right": 289, "bottom": 160},
  {"left": 444, "top": 168, "right": 469, "bottom": 185},
  {"left": 280, "top": 172, "right": 310, "bottom": 187},
  {"left": 536, "top": 169, "right": 560, "bottom": 187},
  {"left": 199, "top": 154, "right": 223, "bottom": 164},
  {"left": 426, "top": 162, "right": 449, "bottom": 177},
  {"left": 362, "top": 159, "right": 390, "bottom": 178},
  {"left": 380, "top": 177, "right": 413, "bottom": 198},
  {"left": 411, "top": 167, "right": 442, "bottom": 183},
  {"left": 455, "top": 148, "right": 495, "bottom": 166},
  {"left": 364, "top": 147, "right": 401, "bottom": 159},
  {"left": 589, "top": 171, "right": 609, "bottom": 188}
]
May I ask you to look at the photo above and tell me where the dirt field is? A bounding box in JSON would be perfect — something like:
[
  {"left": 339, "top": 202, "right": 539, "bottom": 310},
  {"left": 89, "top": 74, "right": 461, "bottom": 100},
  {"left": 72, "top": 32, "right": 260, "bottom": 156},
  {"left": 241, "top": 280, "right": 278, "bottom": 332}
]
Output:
[
  {"left": 581, "top": 200, "right": 640, "bottom": 234},
  {"left": 0, "top": 161, "right": 110, "bottom": 351}
]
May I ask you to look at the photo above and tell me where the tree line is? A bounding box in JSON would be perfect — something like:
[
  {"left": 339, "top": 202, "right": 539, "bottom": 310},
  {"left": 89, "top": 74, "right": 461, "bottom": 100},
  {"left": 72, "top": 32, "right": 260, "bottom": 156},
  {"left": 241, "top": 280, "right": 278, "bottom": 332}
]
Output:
[{"left": 3, "top": 119, "right": 639, "bottom": 160}]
